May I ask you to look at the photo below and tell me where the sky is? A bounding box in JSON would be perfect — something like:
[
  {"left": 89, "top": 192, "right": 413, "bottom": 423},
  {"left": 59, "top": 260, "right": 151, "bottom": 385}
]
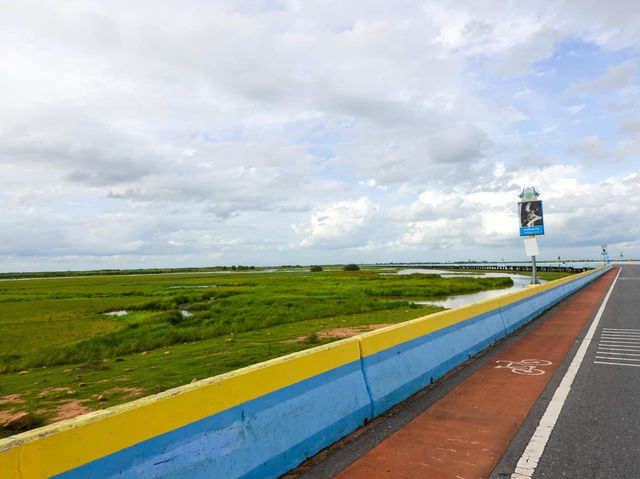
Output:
[{"left": 1, "top": 1, "right": 640, "bottom": 272}]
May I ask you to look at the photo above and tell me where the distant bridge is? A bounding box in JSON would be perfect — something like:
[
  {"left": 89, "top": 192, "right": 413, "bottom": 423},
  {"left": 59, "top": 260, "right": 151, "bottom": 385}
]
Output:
[{"left": 410, "top": 264, "right": 593, "bottom": 273}]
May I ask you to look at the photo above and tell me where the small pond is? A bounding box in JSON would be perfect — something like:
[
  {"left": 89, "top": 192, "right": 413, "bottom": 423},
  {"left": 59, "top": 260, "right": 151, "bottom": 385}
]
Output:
[{"left": 104, "top": 310, "right": 193, "bottom": 317}]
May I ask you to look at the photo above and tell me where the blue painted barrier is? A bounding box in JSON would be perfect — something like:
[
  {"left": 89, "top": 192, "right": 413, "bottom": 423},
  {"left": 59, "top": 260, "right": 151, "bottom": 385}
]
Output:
[{"left": 360, "top": 266, "right": 610, "bottom": 416}]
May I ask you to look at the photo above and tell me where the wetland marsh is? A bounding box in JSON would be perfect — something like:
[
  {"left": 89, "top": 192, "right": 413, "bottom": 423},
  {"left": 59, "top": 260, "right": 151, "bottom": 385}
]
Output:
[{"left": 0, "top": 266, "right": 568, "bottom": 437}]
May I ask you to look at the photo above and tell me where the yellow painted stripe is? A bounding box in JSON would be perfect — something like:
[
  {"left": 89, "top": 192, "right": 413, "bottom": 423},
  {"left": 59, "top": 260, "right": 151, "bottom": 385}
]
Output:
[
  {"left": 359, "top": 266, "right": 608, "bottom": 357},
  {"left": 0, "top": 338, "right": 360, "bottom": 479},
  {"left": 358, "top": 295, "right": 503, "bottom": 357},
  {"left": 0, "top": 446, "right": 18, "bottom": 479}
]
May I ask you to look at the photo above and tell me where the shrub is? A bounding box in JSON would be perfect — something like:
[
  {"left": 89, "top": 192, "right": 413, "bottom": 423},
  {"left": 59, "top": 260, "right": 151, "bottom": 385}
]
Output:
[
  {"left": 304, "top": 332, "right": 319, "bottom": 344},
  {"left": 343, "top": 263, "right": 360, "bottom": 271},
  {"left": 310, "top": 265, "right": 323, "bottom": 272},
  {"left": 167, "top": 310, "right": 184, "bottom": 326}
]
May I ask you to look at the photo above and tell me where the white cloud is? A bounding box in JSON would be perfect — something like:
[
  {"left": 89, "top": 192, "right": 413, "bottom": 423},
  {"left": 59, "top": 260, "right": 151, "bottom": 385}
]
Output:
[
  {"left": 300, "top": 197, "right": 379, "bottom": 249},
  {"left": 565, "top": 136, "right": 610, "bottom": 165},
  {"left": 620, "top": 117, "right": 640, "bottom": 137},
  {"left": 569, "top": 62, "right": 638, "bottom": 94},
  {"left": 2, "top": 1, "right": 640, "bottom": 269},
  {"left": 566, "top": 104, "right": 586, "bottom": 114}
]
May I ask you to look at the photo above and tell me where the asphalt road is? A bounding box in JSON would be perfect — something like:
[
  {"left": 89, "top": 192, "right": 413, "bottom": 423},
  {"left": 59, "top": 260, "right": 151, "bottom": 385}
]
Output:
[{"left": 493, "top": 265, "right": 640, "bottom": 478}]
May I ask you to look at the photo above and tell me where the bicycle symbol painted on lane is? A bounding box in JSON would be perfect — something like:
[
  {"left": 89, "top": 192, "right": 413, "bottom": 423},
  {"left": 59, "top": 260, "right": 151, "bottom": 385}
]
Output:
[{"left": 494, "top": 359, "right": 552, "bottom": 375}]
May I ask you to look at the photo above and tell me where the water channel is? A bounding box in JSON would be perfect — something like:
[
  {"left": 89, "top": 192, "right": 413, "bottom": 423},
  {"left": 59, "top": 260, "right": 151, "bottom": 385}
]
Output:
[{"left": 392, "top": 268, "right": 547, "bottom": 309}]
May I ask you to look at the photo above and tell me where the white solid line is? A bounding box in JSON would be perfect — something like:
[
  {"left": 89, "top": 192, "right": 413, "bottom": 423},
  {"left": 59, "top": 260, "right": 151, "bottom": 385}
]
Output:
[
  {"left": 600, "top": 333, "right": 640, "bottom": 337},
  {"left": 597, "top": 347, "right": 640, "bottom": 352},
  {"left": 600, "top": 334, "right": 640, "bottom": 337},
  {"left": 600, "top": 336, "right": 640, "bottom": 340},
  {"left": 600, "top": 335, "right": 640, "bottom": 338},
  {"left": 598, "top": 346, "right": 640, "bottom": 349},
  {"left": 601, "top": 331, "right": 640, "bottom": 336},
  {"left": 601, "top": 328, "right": 640, "bottom": 332},
  {"left": 595, "top": 356, "right": 640, "bottom": 362},
  {"left": 600, "top": 334, "right": 640, "bottom": 339},
  {"left": 511, "top": 269, "right": 620, "bottom": 479},
  {"left": 594, "top": 361, "right": 640, "bottom": 367},
  {"left": 600, "top": 336, "right": 640, "bottom": 339},
  {"left": 597, "top": 350, "right": 640, "bottom": 356},
  {"left": 599, "top": 339, "right": 640, "bottom": 344},
  {"left": 599, "top": 344, "right": 640, "bottom": 348},
  {"left": 598, "top": 344, "right": 640, "bottom": 348},
  {"left": 600, "top": 330, "right": 640, "bottom": 336},
  {"left": 602, "top": 328, "right": 640, "bottom": 331}
]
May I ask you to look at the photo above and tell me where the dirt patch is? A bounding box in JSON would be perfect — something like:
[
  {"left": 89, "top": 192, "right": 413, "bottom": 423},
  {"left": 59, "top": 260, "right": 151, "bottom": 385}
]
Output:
[
  {"left": 283, "top": 324, "right": 394, "bottom": 343},
  {"left": 103, "top": 387, "right": 145, "bottom": 400},
  {"left": 0, "top": 394, "right": 23, "bottom": 405},
  {"left": 318, "top": 324, "right": 394, "bottom": 338},
  {"left": 38, "top": 387, "right": 72, "bottom": 398},
  {"left": 45, "top": 400, "right": 93, "bottom": 424},
  {"left": 0, "top": 410, "right": 19, "bottom": 423}
]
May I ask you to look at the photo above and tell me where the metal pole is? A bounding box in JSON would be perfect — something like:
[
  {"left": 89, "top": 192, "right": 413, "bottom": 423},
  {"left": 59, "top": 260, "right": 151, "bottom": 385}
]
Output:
[{"left": 530, "top": 234, "right": 539, "bottom": 285}]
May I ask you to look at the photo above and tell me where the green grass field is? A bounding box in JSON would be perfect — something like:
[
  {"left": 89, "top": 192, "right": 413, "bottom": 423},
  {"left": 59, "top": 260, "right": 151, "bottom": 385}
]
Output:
[{"left": 0, "top": 267, "right": 559, "bottom": 437}]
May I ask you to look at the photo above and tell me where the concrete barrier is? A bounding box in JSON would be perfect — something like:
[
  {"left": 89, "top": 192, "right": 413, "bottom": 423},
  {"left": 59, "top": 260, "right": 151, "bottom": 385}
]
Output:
[
  {"left": 0, "top": 266, "right": 610, "bottom": 478},
  {"left": 359, "top": 300, "right": 506, "bottom": 416},
  {"left": 0, "top": 339, "right": 371, "bottom": 479},
  {"left": 499, "top": 268, "right": 607, "bottom": 334},
  {"left": 360, "top": 266, "right": 610, "bottom": 416}
]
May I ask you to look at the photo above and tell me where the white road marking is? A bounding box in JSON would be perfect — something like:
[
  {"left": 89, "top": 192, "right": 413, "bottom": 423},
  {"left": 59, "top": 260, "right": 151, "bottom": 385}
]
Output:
[
  {"left": 599, "top": 338, "right": 640, "bottom": 342},
  {"left": 601, "top": 334, "right": 640, "bottom": 338},
  {"left": 601, "top": 337, "right": 640, "bottom": 341},
  {"left": 600, "top": 332, "right": 640, "bottom": 336},
  {"left": 597, "top": 347, "right": 640, "bottom": 352},
  {"left": 601, "top": 329, "right": 640, "bottom": 332},
  {"left": 594, "top": 361, "right": 640, "bottom": 367},
  {"left": 511, "top": 268, "right": 620, "bottom": 479},
  {"left": 494, "top": 359, "right": 552, "bottom": 375},
  {"left": 599, "top": 344, "right": 640, "bottom": 348},
  {"left": 594, "top": 327, "right": 640, "bottom": 365},
  {"left": 595, "top": 356, "right": 640, "bottom": 362},
  {"left": 600, "top": 338, "right": 640, "bottom": 342},
  {"left": 596, "top": 351, "right": 640, "bottom": 356},
  {"left": 601, "top": 334, "right": 640, "bottom": 337}
]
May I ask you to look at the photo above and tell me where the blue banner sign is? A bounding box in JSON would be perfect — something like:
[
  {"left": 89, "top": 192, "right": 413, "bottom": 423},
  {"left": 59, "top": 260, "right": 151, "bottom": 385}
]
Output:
[{"left": 519, "top": 200, "right": 544, "bottom": 236}]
